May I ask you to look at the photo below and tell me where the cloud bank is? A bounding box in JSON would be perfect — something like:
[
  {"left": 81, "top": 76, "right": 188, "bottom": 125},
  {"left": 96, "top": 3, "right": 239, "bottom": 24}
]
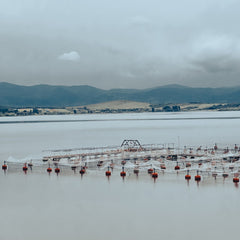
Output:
[
  {"left": 1, "top": 0, "right": 240, "bottom": 88},
  {"left": 189, "top": 35, "right": 240, "bottom": 73}
]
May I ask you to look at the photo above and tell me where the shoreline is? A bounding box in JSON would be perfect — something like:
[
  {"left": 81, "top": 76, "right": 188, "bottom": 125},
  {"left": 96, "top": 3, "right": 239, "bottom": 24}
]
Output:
[{"left": 1, "top": 101, "right": 240, "bottom": 117}]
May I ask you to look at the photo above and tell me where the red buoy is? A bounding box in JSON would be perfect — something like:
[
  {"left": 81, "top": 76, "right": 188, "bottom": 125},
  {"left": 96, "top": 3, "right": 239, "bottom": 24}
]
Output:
[
  {"left": 186, "top": 163, "right": 191, "bottom": 168},
  {"left": 195, "top": 175, "right": 201, "bottom": 181},
  {"left": 55, "top": 167, "right": 60, "bottom": 174},
  {"left": 120, "top": 167, "right": 126, "bottom": 177},
  {"left": 47, "top": 167, "right": 52, "bottom": 173},
  {"left": 152, "top": 169, "right": 158, "bottom": 179},
  {"left": 148, "top": 168, "right": 153, "bottom": 174},
  {"left": 2, "top": 161, "right": 7, "bottom": 170},
  {"left": 174, "top": 162, "right": 180, "bottom": 171},
  {"left": 121, "top": 160, "right": 126, "bottom": 165},
  {"left": 185, "top": 175, "right": 191, "bottom": 180},
  {"left": 105, "top": 166, "right": 111, "bottom": 177},
  {"left": 23, "top": 163, "right": 28, "bottom": 171},
  {"left": 175, "top": 165, "right": 180, "bottom": 170},
  {"left": 160, "top": 164, "right": 166, "bottom": 169},
  {"left": 233, "top": 177, "right": 239, "bottom": 183},
  {"left": 185, "top": 170, "right": 191, "bottom": 180},
  {"left": 195, "top": 170, "right": 201, "bottom": 181},
  {"left": 80, "top": 167, "right": 86, "bottom": 175}
]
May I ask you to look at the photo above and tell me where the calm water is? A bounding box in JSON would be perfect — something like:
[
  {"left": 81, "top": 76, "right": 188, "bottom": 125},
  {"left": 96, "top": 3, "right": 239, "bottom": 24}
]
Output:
[
  {"left": 0, "top": 111, "right": 240, "bottom": 240},
  {"left": 1, "top": 111, "right": 240, "bottom": 160}
]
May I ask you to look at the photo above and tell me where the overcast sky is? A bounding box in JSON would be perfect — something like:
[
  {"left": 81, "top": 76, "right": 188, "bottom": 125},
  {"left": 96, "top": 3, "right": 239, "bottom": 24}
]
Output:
[{"left": 1, "top": 0, "right": 240, "bottom": 89}]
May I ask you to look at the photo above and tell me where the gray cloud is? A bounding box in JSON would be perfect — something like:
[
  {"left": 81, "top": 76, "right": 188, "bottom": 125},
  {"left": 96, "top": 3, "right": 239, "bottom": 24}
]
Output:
[
  {"left": 1, "top": 0, "right": 240, "bottom": 88},
  {"left": 188, "top": 35, "right": 240, "bottom": 73}
]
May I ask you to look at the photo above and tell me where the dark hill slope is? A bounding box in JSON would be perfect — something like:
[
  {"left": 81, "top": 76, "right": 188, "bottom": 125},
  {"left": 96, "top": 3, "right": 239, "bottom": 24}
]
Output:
[{"left": 0, "top": 82, "right": 240, "bottom": 107}]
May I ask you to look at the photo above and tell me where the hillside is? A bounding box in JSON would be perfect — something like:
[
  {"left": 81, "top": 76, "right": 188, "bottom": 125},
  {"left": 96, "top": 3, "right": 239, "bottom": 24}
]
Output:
[
  {"left": 85, "top": 100, "right": 150, "bottom": 110},
  {"left": 1, "top": 82, "right": 240, "bottom": 107}
]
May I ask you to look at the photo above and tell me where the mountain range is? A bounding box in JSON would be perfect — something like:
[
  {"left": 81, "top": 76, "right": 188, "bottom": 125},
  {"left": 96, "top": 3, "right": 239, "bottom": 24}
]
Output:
[{"left": 1, "top": 82, "right": 240, "bottom": 107}]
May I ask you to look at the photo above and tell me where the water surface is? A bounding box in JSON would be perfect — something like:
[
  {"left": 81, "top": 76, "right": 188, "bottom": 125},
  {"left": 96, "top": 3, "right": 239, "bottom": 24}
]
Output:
[{"left": 0, "top": 111, "right": 240, "bottom": 240}]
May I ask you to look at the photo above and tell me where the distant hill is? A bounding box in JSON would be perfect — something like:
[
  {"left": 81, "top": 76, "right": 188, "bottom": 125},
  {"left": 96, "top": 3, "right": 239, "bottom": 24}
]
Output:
[{"left": 1, "top": 82, "right": 240, "bottom": 107}]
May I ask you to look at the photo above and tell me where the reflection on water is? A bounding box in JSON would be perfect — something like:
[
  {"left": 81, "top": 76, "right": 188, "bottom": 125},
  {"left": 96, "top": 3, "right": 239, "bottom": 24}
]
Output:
[{"left": 0, "top": 172, "right": 239, "bottom": 240}]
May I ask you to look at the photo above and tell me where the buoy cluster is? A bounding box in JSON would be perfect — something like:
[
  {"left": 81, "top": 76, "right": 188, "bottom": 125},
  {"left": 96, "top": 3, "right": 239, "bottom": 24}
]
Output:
[{"left": 2, "top": 160, "right": 240, "bottom": 185}]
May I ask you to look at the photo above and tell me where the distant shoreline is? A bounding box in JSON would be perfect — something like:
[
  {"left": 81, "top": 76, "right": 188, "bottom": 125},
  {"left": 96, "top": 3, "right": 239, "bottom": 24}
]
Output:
[{"left": 1, "top": 101, "right": 240, "bottom": 117}]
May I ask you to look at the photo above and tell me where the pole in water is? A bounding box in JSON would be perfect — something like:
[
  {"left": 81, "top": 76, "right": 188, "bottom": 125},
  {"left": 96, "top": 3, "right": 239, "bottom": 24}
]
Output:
[
  {"left": 212, "top": 166, "right": 217, "bottom": 179},
  {"left": 28, "top": 160, "right": 33, "bottom": 171},
  {"left": 110, "top": 159, "right": 114, "bottom": 171},
  {"left": 133, "top": 167, "right": 139, "bottom": 177},
  {"left": 83, "top": 162, "right": 88, "bottom": 170},
  {"left": 71, "top": 166, "right": 77, "bottom": 173},
  {"left": 177, "top": 136, "right": 180, "bottom": 156}
]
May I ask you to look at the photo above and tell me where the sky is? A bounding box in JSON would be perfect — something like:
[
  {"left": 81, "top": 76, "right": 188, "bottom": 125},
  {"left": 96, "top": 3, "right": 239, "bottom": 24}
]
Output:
[{"left": 1, "top": 0, "right": 240, "bottom": 89}]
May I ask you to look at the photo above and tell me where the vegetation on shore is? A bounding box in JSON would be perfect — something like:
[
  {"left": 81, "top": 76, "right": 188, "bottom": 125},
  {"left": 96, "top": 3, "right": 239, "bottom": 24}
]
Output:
[{"left": 1, "top": 101, "right": 240, "bottom": 117}]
